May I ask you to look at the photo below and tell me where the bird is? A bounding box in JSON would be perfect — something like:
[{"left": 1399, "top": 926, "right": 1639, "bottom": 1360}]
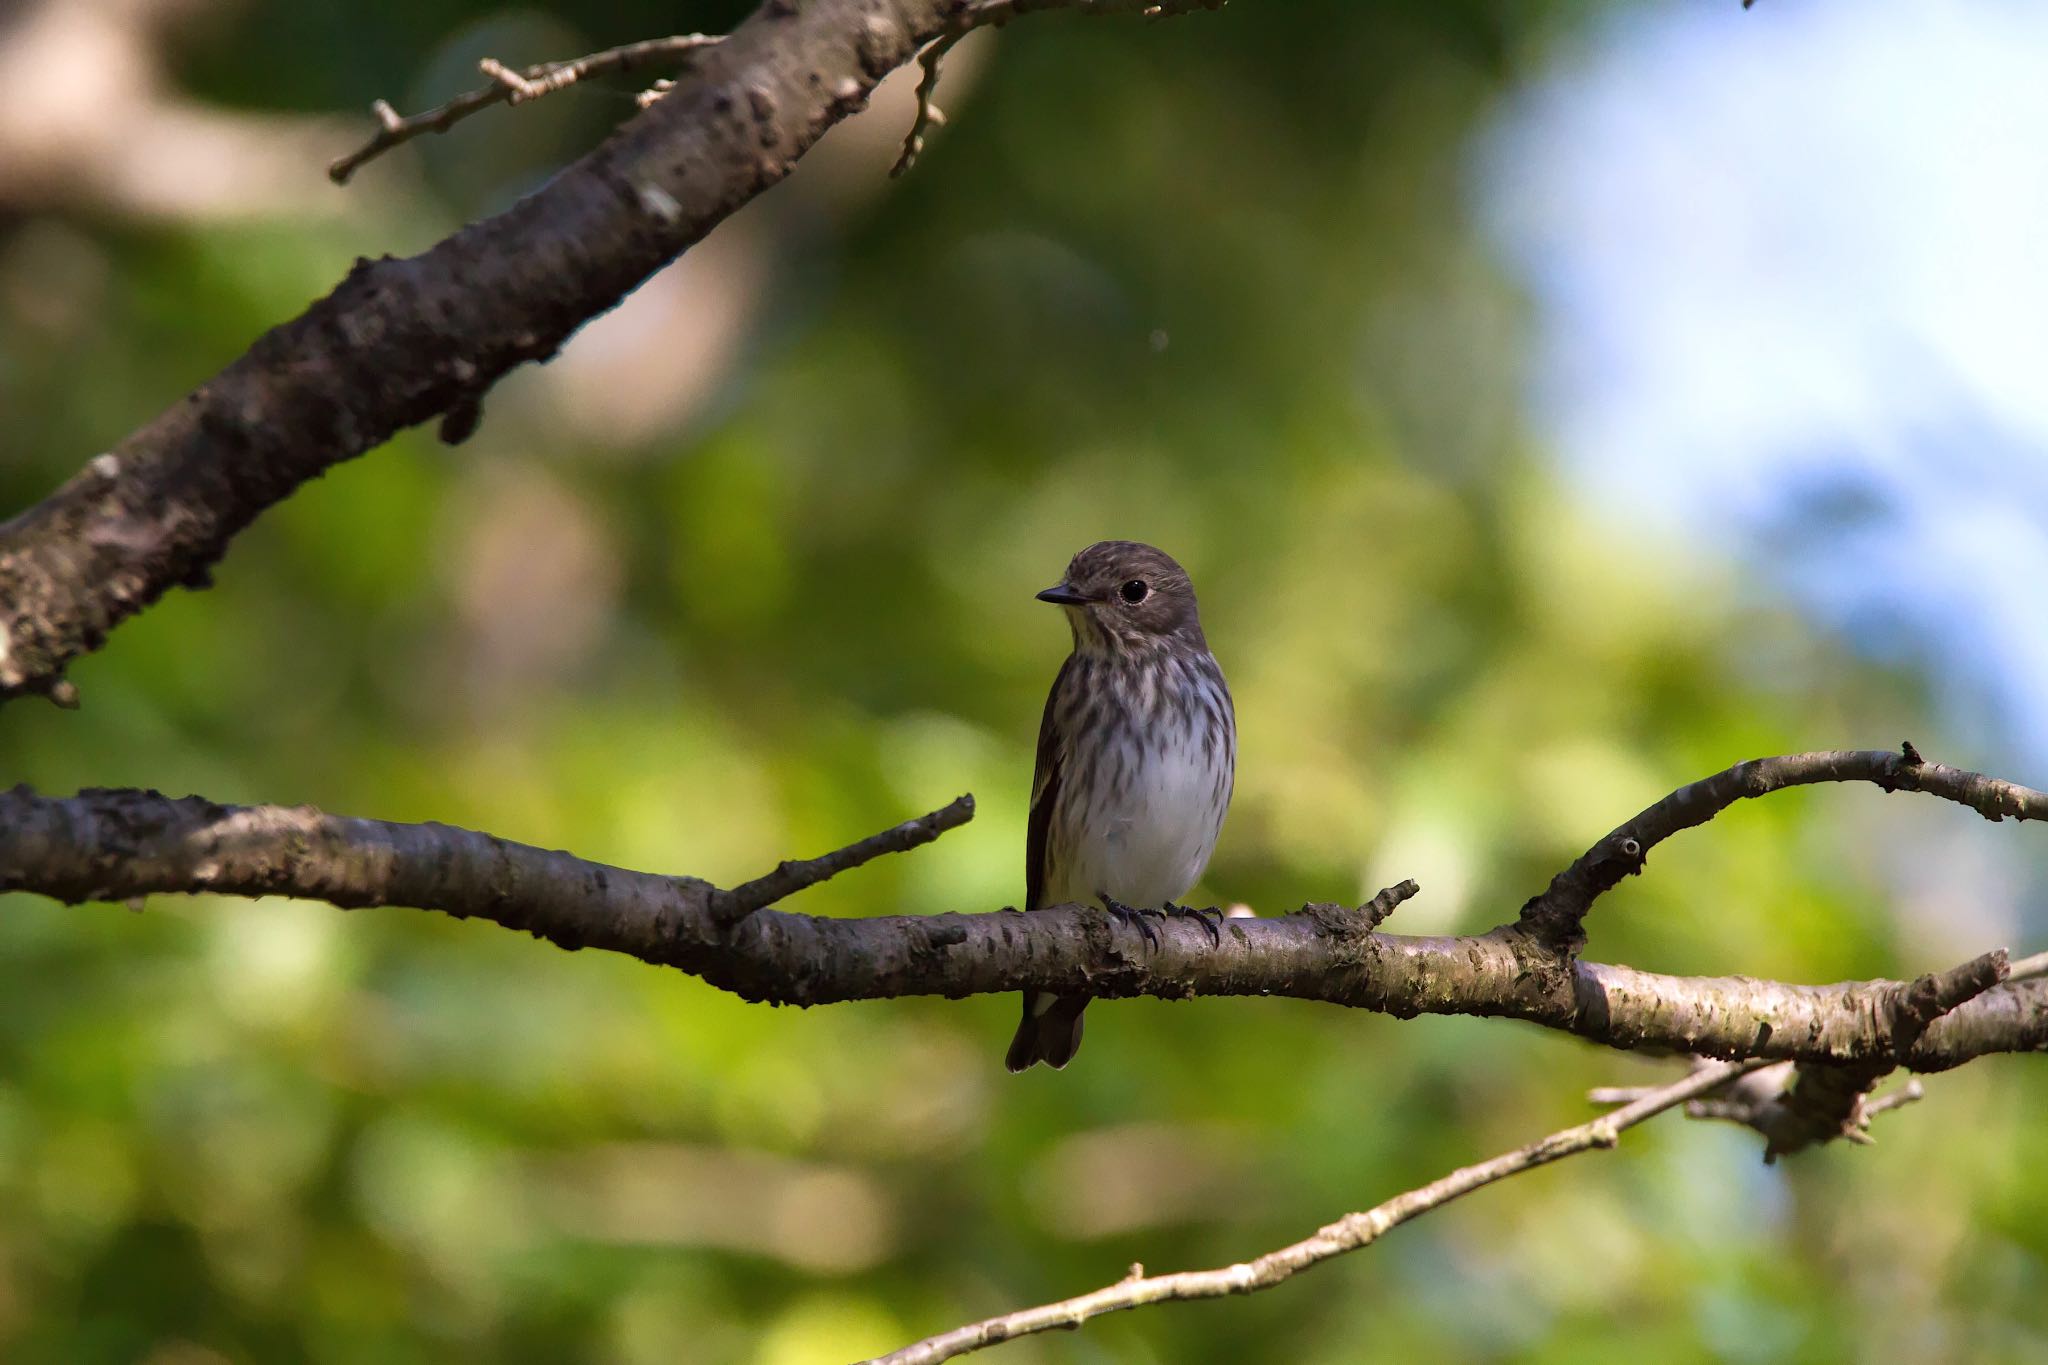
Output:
[{"left": 1005, "top": 540, "right": 1235, "bottom": 1072}]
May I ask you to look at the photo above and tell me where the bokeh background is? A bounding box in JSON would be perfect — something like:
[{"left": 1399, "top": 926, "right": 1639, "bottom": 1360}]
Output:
[{"left": 4, "top": 0, "right": 2048, "bottom": 1360}]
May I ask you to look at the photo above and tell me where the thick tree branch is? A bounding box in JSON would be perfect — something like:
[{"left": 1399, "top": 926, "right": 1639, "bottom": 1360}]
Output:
[
  {"left": 868, "top": 1060, "right": 1772, "bottom": 1365},
  {"left": 0, "top": 0, "right": 1227, "bottom": 707},
  {"left": 1587, "top": 947, "right": 2007, "bottom": 1163},
  {"left": 1752, "top": 947, "right": 2008, "bottom": 1158},
  {"left": 3, "top": 752, "right": 2044, "bottom": 1070}
]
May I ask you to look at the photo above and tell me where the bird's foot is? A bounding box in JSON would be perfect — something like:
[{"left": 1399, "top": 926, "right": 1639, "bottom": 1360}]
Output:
[
  {"left": 1099, "top": 893, "right": 1162, "bottom": 951},
  {"left": 1163, "top": 901, "right": 1225, "bottom": 947}
]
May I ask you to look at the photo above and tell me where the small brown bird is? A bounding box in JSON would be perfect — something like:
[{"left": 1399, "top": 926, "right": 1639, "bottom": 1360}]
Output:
[{"left": 1006, "top": 541, "right": 1236, "bottom": 1072}]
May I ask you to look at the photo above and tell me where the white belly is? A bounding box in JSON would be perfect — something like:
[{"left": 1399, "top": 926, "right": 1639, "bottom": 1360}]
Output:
[{"left": 1044, "top": 721, "right": 1230, "bottom": 910}]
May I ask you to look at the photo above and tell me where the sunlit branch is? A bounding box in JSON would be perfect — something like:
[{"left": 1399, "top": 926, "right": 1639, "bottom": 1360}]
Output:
[
  {"left": 3, "top": 752, "right": 2044, "bottom": 1073},
  {"left": 869, "top": 1060, "right": 1778, "bottom": 1364},
  {"left": 1517, "top": 742, "right": 2045, "bottom": 950}
]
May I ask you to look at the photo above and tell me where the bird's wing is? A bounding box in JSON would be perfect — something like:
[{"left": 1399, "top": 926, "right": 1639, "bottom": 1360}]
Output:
[{"left": 1025, "top": 655, "right": 1072, "bottom": 914}]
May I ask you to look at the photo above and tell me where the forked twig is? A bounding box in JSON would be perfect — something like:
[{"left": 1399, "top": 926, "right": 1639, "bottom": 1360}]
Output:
[{"left": 329, "top": 34, "right": 720, "bottom": 184}]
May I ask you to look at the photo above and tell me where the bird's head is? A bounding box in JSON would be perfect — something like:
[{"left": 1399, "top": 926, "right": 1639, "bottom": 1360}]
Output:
[{"left": 1037, "top": 540, "right": 1205, "bottom": 654}]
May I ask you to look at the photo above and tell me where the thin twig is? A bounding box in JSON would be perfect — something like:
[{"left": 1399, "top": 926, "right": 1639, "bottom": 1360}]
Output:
[
  {"left": 2006, "top": 950, "right": 2048, "bottom": 982},
  {"left": 1296, "top": 879, "right": 1420, "bottom": 937},
  {"left": 328, "top": 34, "right": 720, "bottom": 184},
  {"left": 1595, "top": 1063, "right": 1931, "bottom": 1155},
  {"left": 1863, "top": 1077, "right": 1926, "bottom": 1118},
  {"left": 1517, "top": 743, "right": 2048, "bottom": 950},
  {"left": 890, "top": 29, "right": 961, "bottom": 176},
  {"left": 868, "top": 1059, "right": 1770, "bottom": 1365},
  {"left": 713, "top": 794, "right": 976, "bottom": 923},
  {"left": 891, "top": 0, "right": 1227, "bottom": 176}
]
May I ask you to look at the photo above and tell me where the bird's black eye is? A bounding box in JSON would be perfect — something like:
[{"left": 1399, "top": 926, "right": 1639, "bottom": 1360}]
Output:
[{"left": 1119, "top": 579, "right": 1149, "bottom": 605}]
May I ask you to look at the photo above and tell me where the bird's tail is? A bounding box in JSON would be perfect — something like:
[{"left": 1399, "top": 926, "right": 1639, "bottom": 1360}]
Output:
[{"left": 1005, "top": 991, "right": 1088, "bottom": 1072}]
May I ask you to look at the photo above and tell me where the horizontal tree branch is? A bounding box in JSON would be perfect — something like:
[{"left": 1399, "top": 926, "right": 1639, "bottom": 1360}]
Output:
[
  {"left": 869, "top": 1059, "right": 1778, "bottom": 1364},
  {"left": 1753, "top": 945, "right": 2008, "bottom": 1159},
  {"left": 3, "top": 751, "right": 2044, "bottom": 1071}
]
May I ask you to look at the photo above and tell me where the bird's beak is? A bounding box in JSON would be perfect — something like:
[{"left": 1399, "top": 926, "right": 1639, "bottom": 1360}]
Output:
[{"left": 1035, "top": 583, "right": 1093, "bottom": 606}]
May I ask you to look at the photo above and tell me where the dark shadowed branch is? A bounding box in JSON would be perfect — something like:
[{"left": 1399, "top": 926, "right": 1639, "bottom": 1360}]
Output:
[
  {"left": 3, "top": 751, "right": 2045, "bottom": 1072},
  {"left": 0, "top": 0, "right": 1232, "bottom": 708},
  {"left": 1755, "top": 946, "right": 2010, "bottom": 1158}
]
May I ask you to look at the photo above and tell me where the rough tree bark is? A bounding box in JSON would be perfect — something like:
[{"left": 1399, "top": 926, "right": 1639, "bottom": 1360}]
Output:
[
  {"left": 4, "top": 749, "right": 2039, "bottom": 1359},
  {"left": 0, "top": 0, "right": 941, "bottom": 703},
  {"left": 4, "top": 750, "right": 2042, "bottom": 1076},
  {"left": 0, "top": 1, "right": 2033, "bottom": 1356},
  {"left": 0, "top": 0, "right": 1218, "bottom": 705}
]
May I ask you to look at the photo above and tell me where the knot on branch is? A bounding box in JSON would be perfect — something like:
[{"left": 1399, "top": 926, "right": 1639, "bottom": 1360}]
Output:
[
  {"left": 1736, "top": 948, "right": 2010, "bottom": 1161},
  {"left": 1876, "top": 740, "right": 1926, "bottom": 794},
  {"left": 1514, "top": 831, "right": 1647, "bottom": 954},
  {"left": 1889, "top": 948, "right": 2010, "bottom": 1058},
  {"left": 1299, "top": 880, "right": 1418, "bottom": 938}
]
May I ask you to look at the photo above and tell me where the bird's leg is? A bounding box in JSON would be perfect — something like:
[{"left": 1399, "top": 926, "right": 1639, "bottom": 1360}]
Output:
[
  {"left": 1098, "top": 893, "right": 1161, "bottom": 951},
  {"left": 1162, "top": 901, "right": 1225, "bottom": 947}
]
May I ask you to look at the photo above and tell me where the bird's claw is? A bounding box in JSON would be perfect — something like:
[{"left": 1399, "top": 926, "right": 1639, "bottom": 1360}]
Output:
[
  {"left": 1164, "top": 901, "right": 1225, "bottom": 947},
  {"left": 1099, "top": 894, "right": 1161, "bottom": 951}
]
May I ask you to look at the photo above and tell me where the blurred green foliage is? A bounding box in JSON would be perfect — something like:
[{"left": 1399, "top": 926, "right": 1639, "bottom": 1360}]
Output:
[{"left": 3, "top": 2, "right": 2045, "bottom": 1362}]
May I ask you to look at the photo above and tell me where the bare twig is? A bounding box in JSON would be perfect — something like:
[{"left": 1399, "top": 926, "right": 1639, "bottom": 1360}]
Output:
[
  {"left": 1297, "top": 879, "right": 1420, "bottom": 937},
  {"left": 890, "top": 27, "right": 959, "bottom": 177},
  {"left": 891, "top": 0, "right": 1228, "bottom": 176},
  {"left": 1863, "top": 1077, "right": 1927, "bottom": 1118},
  {"left": 328, "top": 34, "right": 720, "bottom": 185},
  {"left": 712, "top": 794, "right": 975, "bottom": 924},
  {"left": 1678, "top": 1066, "right": 1926, "bottom": 1140},
  {"left": 2005, "top": 949, "right": 2048, "bottom": 982},
  {"left": 867, "top": 1060, "right": 1770, "bottom": 1365},
  {"left": 1606, "top": 1066, "right": 1925, "bottom": 1125}
]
